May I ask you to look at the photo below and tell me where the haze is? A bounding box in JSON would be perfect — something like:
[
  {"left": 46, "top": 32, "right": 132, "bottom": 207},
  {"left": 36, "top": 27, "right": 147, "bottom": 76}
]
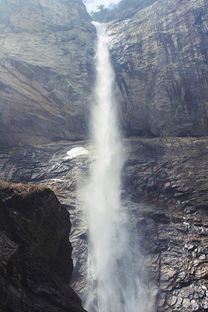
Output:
[{"left": 84, "top": 0, "right": 121, "bottom": 12}]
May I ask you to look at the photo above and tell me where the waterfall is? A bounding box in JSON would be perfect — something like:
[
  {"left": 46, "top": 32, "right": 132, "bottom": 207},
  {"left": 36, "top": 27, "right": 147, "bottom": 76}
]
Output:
[{"left": 83, "top": 22, "right": 148, "bottom": 312}]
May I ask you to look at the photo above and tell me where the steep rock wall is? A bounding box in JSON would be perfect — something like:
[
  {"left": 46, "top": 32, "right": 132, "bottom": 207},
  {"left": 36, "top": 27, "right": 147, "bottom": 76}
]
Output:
[
  {"left": 0, "top": 181, "right": 86, "bottom": 312},
  {"left": 0, "top": 0, "right": 95, "bottom": 146},
  {"left": 1, "top": 0, "right": 208, "bottom": 144},
  {"left": 0, "top": 139, "right": 207, "bottom": 311},
  {"left": 108, "top": 0, "right": 208, "bottom": 137}
]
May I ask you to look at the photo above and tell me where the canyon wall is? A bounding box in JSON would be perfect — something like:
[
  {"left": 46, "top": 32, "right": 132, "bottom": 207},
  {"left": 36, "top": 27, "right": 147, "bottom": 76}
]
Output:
[
  {"left": 0, "top": 0, "right": 95, "bottom": 146},
  {"left": 0, "top": 0, "right": 208, "bottom": 145},
  {"left": 0, "top": 139, "right": 207, "bottom": 311},
  {"left": 0, "top": 1, "right": 208, "bottom": 311},
  {"left": 108, "top": 0, "right": 208, "bottom": 137}
]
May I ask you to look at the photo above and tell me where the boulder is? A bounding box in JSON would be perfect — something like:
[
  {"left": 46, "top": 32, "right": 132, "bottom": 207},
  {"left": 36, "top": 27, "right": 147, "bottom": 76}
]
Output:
[{"left": 0, "top": 181, "right": 86, "bottom": 312}]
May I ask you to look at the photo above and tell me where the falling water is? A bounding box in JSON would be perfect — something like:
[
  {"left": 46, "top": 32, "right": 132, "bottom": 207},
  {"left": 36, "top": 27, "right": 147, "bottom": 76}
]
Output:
[{"left": 83, "top": 22, "right": 148, "bottom": 312}]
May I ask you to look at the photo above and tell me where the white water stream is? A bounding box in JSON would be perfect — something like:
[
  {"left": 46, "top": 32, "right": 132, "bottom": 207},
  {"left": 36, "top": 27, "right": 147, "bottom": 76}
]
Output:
[{"left": 83, "top": 22, "right": 148, "bottom": 312}]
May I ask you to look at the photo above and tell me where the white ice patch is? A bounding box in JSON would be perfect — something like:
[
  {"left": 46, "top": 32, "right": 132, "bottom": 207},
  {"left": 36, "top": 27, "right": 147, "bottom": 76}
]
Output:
[{"left": 64, "top": 147, "right": 89, "bottom": 160}]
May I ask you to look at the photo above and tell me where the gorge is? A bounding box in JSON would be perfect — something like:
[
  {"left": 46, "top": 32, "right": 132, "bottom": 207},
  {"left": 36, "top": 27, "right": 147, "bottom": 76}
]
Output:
[{"left": 0, "top": 0, "right": 208, "bottom": 312}]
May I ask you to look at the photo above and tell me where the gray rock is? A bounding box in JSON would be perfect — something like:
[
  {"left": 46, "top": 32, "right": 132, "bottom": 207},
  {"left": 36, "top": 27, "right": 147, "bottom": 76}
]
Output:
[
  {"left": 107, "top": 0, "right": 208, "bottom": 137},
  {"left": 0, "top": 0, "right": 96, "bottom": 146},
  {"left": 1, "top": 137, "right": 208, "bottom": 311}
]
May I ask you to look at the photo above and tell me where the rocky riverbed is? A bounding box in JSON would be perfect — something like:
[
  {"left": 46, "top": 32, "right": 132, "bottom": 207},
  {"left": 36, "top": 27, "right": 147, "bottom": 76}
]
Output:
[{"left": 0, "top": 137, "right": 208, "bottom": 311}]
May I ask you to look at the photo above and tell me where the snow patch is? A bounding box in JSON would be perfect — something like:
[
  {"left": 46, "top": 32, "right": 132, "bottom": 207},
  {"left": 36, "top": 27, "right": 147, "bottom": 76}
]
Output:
[{"left": 64, "top": 147, "right": 89, "bottom": 160}]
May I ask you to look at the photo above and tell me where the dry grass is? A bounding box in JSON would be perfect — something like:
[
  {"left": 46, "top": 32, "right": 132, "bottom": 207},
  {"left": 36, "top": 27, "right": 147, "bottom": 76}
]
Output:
[{"left": 0, "top": 181, "right": 50, "bottom": 197}]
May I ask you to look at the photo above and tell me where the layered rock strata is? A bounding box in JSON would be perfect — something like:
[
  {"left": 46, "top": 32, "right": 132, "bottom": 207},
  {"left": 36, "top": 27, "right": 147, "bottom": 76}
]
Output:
[
  {"left": 0, "top": 138, "right": 207, "bottom": 311},
  {"left": 108, "top": 0, "right": 208, "bottom": 137},
  {"left": 124, "top": 137, "right": 208, "bottom": 311},
  {"left": 0, "top": 0, "right": 95, "bottom": 146},
  {"left": 1, "top": 0, "right": 208, "bottom": 145}
]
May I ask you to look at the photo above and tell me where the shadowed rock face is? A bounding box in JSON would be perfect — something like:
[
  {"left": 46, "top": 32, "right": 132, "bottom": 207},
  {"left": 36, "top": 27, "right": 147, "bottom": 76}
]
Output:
[
  {"left": 0, "top": 181, "right": 86, "bottom": 312},
  {"left": 124, "top": 137, "right": 208, "bottom": 311},
  {"left": 0, "top": 0, "right": 95, "bottom": 146},
  {"left": 107, "top": 0, "right": 208, "bottom": 137},
  {"left": 0, "top": 138, "right": 207, "bottom": 311}
]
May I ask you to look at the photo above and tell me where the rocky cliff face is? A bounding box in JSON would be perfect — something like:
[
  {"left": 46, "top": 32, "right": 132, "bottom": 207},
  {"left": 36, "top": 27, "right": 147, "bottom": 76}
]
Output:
[
  {"left": 124, "top": 137, "right": 208, "bottom": 311},
  {"left": 0, "top": 138, "right": 207, "bottom": 311},
  {"left": 0, "top": 0, "right": 208, "bottom": 311},
  {"left": 1, "top": 0, "right": 207, "bottom": 145},
  {"left": 0, "top": 181, "right": 86, "bottom": 312},
  {"left": 0, "top": 0, "right": 95, "bottom": 146},
  {"left": 108, "top": 0, "right": 208, "bottom": 137}
]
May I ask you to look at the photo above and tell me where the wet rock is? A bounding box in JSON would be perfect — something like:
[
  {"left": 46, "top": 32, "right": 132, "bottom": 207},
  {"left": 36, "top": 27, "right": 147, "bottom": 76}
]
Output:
[{"left": 0, "top": 138, "right": 208, "bottom": 311}]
